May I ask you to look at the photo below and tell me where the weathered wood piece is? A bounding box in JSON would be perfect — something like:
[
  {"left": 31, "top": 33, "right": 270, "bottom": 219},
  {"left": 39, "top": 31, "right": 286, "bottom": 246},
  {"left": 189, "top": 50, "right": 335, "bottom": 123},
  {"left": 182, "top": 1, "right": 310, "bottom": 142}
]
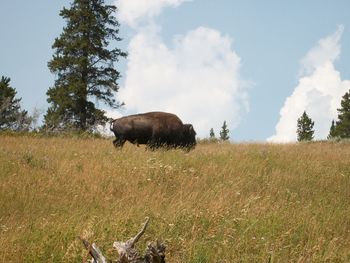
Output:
[
  {"left": 113, "top": 217, "right": 149, "bottom": 262},
  {"left": 80, "top": 217, "right": 166, "bottom": 263},
  {"left": 80, "top": 237, "right": 107, "bottom": 263}
]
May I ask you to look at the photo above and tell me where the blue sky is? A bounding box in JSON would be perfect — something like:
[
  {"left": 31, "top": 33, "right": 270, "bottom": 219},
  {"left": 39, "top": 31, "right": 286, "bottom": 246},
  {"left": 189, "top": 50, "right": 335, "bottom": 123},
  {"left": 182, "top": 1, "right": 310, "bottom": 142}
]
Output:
[{"left": 1, "top": 0, "right": 350, "bottom": 141}]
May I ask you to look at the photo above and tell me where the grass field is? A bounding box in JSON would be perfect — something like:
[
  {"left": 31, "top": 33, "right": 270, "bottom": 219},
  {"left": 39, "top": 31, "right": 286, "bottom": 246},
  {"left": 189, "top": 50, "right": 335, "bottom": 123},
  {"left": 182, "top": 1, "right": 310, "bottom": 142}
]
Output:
[{"left": 1, "top": 134, "right": 350, "bottom": 262}]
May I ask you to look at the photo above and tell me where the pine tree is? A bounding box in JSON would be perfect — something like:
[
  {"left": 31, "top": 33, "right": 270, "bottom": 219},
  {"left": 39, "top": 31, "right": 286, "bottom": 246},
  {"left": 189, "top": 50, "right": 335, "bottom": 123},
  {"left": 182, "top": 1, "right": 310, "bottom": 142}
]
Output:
[
  {"left": 327, "top": 120, "right": 338, "bottom": 140},
  {"left": 296, "top": 111, "right": 314, "bottom": 141},
  {"left": 334, "top": 90, "right": 350, "bottom": 138},
  {"left": 209, "top": 128, "right": 215, "bottom": 139},
  {"left": 219, "top": 121, "right": 230, "bottom": 141},
  {"left": 44, "top": 0, "right": 127, "bottom": 131},
  {"left": 0, "top": 76, "right": 30, "bottom": 131}
]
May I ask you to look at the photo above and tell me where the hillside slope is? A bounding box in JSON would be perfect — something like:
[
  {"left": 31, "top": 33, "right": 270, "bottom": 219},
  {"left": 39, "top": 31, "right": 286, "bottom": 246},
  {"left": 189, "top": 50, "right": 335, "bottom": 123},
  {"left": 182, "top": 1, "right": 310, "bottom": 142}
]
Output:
[{"left": 1, "top": 135, "right": 350, "bottom": 262}]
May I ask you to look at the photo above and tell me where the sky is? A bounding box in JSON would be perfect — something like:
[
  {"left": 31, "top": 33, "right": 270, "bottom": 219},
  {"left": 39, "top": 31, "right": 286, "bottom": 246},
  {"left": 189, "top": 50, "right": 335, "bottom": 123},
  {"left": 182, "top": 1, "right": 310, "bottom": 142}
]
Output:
[{"left": 1, "top": 0, "right": 350, "bottom": 142}]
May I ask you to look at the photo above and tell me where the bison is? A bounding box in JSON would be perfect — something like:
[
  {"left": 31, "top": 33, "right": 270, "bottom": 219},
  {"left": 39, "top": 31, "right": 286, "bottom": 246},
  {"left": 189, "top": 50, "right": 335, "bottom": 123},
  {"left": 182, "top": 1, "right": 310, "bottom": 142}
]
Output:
[{"left": 110, "top": 111, "right": 196, "bottom": 150}]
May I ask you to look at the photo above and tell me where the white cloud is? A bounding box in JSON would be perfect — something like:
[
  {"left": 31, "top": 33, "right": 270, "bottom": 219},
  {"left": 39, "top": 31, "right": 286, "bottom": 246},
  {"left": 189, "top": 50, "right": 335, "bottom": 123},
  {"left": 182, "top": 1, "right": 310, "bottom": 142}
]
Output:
[
  {"left": 117, "top": 26, "right": 249, "bottom": 138},
  {"left": 268, "top": 26, "right": 350, "bottom": 143},
  {"left": 300, "top": 25, "right": 343, "bottom": 75},
  {"left": 116, "top": 0, "right": 190, "bottom": 27},
  {"left": 113, "top": 0, "right": 250, "bottom": 139}
]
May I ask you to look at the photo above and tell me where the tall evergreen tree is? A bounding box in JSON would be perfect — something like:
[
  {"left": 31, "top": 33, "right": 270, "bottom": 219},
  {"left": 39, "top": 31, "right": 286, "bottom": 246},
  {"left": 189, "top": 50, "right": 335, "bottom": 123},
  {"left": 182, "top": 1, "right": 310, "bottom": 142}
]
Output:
[
  {"left": 334, "top": 90, "right": 350, "bottom": 138},
  {"left": 219, "top": 121, "right": 230, "bottom": 141},
  {"left": 209, "top": 128, "right": 215, "bottom": 139},
  {"left": 0, "top": 76, "right": 30, "bottom": 131},
  {"left": 296, "top": 111, "right": 314, "bottom": 141},
  {"left": 327, "top": 120, "right": 338, "bottom": 140},
  {"left": 45, "top": 0, "right": 126, "bottom": 131}
]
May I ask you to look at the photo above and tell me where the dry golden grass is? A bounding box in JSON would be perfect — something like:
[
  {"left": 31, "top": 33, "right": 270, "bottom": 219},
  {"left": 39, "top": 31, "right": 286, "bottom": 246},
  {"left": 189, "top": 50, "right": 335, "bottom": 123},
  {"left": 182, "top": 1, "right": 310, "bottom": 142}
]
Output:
[{"left": 1, "top": 134, "right": 350, "bottom": 262}]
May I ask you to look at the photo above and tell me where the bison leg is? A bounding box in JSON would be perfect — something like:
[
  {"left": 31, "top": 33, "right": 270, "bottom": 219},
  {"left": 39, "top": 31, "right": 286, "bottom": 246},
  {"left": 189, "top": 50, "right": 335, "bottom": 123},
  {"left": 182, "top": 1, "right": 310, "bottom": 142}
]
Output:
[
  {"left": 147, "top": 140, "right": 160, "bottom": 151},
  {"left": 113, "top": 137, "right": 126, "bottom": 148},
  {"left": 146, "top": 143, "right": 156, "bottom": 151},
  {"left": 183, "top": 145, "right": 192, "bottom": 152}
]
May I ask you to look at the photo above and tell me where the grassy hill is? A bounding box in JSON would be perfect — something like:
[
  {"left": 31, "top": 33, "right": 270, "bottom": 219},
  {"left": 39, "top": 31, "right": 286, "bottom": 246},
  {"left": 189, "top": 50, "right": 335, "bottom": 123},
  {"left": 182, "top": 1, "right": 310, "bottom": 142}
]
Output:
[{"left": 1, "top": 134, "right": 350, "bottom": 262}]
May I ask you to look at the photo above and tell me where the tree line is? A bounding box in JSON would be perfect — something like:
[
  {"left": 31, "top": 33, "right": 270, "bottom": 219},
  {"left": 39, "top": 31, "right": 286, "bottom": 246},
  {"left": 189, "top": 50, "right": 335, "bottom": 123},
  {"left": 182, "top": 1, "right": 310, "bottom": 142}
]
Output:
[
  {"left": 296, "top": 90, "right": 350, "bottom": 141},
  {"left": 207, "top": 121, "right": 230, "bottom": 142},
  {"left": 208, "top": 91, "right": 350, "bottom": 143}
]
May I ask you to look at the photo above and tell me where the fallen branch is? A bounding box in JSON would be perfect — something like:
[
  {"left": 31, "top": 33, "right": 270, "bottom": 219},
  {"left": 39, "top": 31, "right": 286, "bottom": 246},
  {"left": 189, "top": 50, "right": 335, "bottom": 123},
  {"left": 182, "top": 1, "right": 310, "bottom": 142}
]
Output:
[
  {"left": 80, "top": 237, "right": 107, "bottom": 263},
  {"left": 80, "top": 217, "right": 166, "bottom": 263}
]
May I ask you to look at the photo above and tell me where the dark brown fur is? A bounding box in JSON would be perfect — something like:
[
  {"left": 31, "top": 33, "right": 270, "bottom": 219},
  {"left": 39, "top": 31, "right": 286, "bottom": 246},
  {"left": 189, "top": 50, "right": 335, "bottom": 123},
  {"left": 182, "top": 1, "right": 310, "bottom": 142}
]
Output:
[{"left": 110, "top": 112, "right": 196, "bottom": 150}]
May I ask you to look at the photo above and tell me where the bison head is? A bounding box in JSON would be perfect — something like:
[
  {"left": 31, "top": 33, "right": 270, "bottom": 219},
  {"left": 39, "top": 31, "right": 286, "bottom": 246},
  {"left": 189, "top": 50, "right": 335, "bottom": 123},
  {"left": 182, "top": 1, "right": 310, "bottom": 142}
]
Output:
[{"left": 181, "top": 124, "right": 197, "bottom": 149}]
